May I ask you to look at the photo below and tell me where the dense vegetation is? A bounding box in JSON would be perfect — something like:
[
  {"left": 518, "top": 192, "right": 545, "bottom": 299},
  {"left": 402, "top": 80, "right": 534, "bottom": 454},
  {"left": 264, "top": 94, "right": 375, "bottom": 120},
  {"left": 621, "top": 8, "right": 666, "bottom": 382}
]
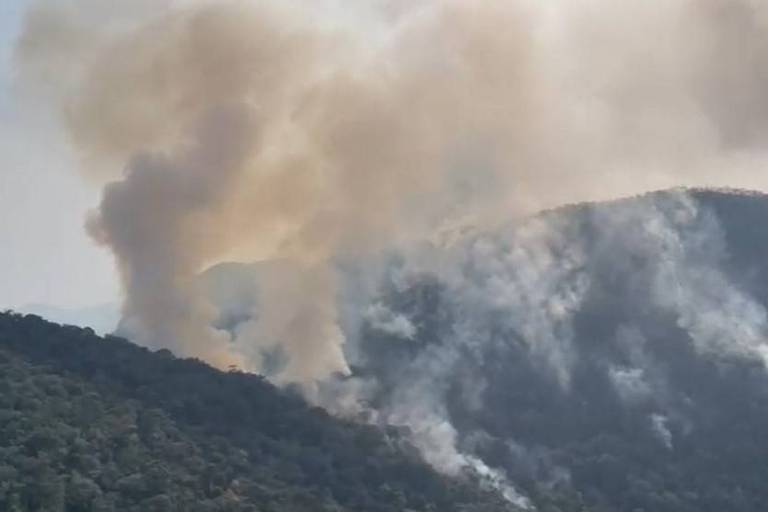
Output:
[{"left": 0, "top": 312, "right": 517, "bottom": 512}]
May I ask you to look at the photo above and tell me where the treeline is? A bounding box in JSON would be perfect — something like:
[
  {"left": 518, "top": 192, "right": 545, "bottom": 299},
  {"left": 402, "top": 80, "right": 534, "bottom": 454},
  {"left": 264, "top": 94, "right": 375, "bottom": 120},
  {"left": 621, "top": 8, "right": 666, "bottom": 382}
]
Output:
[{"left": 0, "top": 311, "right": 521, "bottom": 512}]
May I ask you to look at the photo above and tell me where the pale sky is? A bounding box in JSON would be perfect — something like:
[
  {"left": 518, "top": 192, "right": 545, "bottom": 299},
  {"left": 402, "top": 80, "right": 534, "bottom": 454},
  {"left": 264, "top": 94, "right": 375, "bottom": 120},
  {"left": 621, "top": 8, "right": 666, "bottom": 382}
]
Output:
[{"left": 0, "top": 0, "right": 119, "bottom": 311}]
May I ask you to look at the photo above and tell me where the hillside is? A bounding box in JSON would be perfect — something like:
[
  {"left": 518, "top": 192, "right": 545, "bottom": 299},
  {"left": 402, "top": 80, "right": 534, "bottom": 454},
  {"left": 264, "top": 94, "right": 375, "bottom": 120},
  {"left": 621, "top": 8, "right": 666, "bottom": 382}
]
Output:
[
  {"left": 344, "top": 189, "right": 768, "bottom": 512},
  {"left": 0, "top": 312, "right": 519, "bottom": 512}
]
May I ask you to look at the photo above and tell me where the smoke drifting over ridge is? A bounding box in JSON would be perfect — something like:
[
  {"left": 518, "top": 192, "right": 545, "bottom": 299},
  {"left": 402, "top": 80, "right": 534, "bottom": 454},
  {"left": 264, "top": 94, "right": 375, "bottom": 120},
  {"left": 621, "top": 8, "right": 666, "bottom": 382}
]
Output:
[
  {"left": 326, "top": 190, "right": 768, "bottom": 505},
  {"left": 16, "top": 0, "right": 768, "bottom": 385}
]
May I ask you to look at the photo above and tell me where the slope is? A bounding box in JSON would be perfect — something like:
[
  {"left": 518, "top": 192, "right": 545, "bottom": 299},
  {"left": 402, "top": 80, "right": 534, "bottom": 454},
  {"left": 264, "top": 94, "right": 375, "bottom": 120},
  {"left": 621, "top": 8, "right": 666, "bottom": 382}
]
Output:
[
  {"left": 347, "top": 189, "right": 768, "bottom": 512},
  {"left": 0, "top": 311, "right": 521, "bottom": 512}
]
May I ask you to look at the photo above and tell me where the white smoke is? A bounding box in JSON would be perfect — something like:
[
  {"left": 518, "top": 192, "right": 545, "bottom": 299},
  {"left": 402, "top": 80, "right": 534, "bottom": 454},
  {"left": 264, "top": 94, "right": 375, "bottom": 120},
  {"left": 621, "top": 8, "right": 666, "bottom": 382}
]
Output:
[
  {"left": 364, "top": 302, "right": 417, "bottom": 340},
  {"left": 650, "top": 413, "right": 673, "bottom": 450},
  {"left": 593, "top": 191, "right": 768, "bottom": 367}
]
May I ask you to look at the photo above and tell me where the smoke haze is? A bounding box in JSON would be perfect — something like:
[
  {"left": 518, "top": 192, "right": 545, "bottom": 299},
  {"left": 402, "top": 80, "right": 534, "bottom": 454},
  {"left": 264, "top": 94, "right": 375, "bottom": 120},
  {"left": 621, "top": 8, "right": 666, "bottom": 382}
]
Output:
[
  {"left": 16, "top": 0, "right": 768, "bottom": 501},
  {"left": 18, "top": 0, "right": 768, "bottom": 382}
]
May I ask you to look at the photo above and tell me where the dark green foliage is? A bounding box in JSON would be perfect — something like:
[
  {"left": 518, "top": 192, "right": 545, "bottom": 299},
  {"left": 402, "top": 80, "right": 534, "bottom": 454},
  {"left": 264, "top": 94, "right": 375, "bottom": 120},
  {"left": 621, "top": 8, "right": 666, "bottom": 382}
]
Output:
[{"left": 0, "top": 312, "right": 517, "bottom": 512}]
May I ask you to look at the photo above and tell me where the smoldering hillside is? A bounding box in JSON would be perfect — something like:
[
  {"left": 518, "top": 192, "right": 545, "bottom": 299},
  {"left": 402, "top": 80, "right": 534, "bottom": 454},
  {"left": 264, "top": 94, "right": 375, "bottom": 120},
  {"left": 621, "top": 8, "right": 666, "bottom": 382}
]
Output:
[
  {"left": 334, "top": 189, "right": 768, "bottom": 511},
  {"left": 203, "top": 188, "right": 768, "bottom": 511}
]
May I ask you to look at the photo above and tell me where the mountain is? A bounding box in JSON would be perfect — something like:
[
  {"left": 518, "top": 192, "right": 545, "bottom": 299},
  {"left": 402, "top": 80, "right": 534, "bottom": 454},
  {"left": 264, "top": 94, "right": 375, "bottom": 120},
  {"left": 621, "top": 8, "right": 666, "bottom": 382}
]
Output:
[
  {"left": 341, "top": 188, "right": 768, "bottom": 512},
  {"left": 191, "top": 188, "right": 768, "bottom": 511},
  {"left": 0, "top": 312, "right": 519, "bottom": 512}
]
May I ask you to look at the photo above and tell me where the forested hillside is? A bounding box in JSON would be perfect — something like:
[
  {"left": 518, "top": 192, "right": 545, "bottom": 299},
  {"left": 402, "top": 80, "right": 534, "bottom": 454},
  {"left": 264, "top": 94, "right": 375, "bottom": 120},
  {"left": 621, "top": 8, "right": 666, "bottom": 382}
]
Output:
[{"left": 0, "top": 312, "right": 519, "bottom": 512}]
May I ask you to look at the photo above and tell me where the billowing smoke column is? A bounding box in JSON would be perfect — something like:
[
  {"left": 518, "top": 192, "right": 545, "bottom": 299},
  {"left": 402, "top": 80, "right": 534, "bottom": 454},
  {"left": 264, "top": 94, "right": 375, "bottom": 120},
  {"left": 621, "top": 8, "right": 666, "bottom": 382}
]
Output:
[
  {"left": 17, "top": 0, "right": 546, "bottom": 383},
  {"left": 85, "top": 104, "right": 259, "bottom": 369},
  {"left": 17, "top": 0, "right": 768, "bottom": 383}
]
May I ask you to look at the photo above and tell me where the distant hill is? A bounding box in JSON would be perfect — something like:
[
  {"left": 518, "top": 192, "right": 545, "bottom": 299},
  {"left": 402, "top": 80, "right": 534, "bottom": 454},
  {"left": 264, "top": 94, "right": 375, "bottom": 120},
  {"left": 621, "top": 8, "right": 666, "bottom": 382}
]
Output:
[{"left": 0, "top": 311, "right": 521, "bottom": 512}]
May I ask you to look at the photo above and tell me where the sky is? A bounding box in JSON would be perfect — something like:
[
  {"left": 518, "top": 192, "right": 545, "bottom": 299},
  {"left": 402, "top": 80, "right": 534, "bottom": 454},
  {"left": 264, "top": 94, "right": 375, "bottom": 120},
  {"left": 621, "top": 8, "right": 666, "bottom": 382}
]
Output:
[{"left": 0, "top": 0, "right": 119, "bottom": 311}]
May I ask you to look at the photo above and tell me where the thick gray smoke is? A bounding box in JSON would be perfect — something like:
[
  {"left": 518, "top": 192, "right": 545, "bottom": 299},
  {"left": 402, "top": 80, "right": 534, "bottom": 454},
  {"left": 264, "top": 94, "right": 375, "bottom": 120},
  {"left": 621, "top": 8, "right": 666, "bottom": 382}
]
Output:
[
  {"left": 15, "top": 0, "right": 768, "bottom": 501},
  {"left": 17, "top": 0, "right": 768, "bottom": 382}
]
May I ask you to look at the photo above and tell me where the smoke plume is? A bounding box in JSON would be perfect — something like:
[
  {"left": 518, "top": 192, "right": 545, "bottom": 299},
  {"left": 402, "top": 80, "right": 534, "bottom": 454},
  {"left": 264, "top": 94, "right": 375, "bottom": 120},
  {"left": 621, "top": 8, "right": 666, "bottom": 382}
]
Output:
[{"left": 16, "top": 0, "right": 768, "bottom": 393}]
